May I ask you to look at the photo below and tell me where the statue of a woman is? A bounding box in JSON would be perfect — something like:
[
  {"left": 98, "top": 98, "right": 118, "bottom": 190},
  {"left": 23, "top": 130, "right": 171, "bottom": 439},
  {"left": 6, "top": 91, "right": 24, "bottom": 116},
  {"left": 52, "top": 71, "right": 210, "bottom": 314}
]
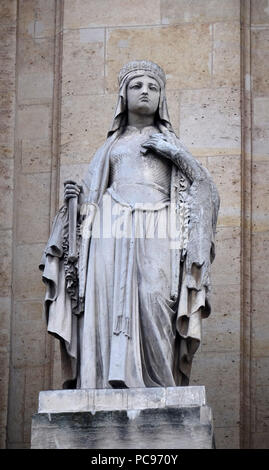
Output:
[{"left": 40, "top": 61, "right": 219, "bottom": 390}]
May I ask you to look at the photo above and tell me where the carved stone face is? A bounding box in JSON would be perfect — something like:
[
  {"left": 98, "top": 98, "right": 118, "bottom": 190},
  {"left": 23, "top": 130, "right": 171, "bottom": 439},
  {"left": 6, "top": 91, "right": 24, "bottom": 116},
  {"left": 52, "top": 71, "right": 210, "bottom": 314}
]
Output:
[{"left": 126, "top": 74, "right": 160, "bottom": 117}]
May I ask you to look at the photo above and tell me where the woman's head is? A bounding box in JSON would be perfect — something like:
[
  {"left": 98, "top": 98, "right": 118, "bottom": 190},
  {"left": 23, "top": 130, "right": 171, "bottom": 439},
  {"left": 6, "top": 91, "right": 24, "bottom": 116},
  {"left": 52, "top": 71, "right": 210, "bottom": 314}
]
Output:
[
  {"left": 126, "top": 73, "right": 160, "bottom": 118},
  {"left": 108, "top": 60, "right": 173, "bottom": 136}
]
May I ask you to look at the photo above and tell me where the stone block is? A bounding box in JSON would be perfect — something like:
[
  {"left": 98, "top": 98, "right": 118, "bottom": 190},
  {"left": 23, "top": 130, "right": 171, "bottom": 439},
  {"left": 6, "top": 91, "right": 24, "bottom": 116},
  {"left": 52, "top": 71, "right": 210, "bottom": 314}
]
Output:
[
  {"left": 60, "top": 94, "right": 116, "bottom": 164},
  {"left": 17, "top": 36, "right": 54, "bottom": 103},
  {"left": 0, "top": 156, "right": 14, "bottom": 230},
  {"left": 214, "top": 426, "right": 240, "bottom": 449},
  {"left": 252, "top": 98, "right": 269, "bottom": 161},
  {"left": 0, "top": 80, "right": 15, "bottom": 111},
  {"left": 51, "top": 339, "right": 62, "bottom": 390},
  {"left": 165, "top": 386, "right": 206, "bottom": 407},
  {"left": 18, "top": 37, "right": 54, "bottom": 75},
  {"left": 64, "top": 0, "right": 161, "bottom": 29},
  {"left": 0, "top": 352, "right": 9, "bottom": 447},
  {"left": 32, "top": 406, "right": 214, "bottom": 449},
  {"left": 17, "top": 104, "right": 51, "bottom": 141},
  {"left": 202, "top": 284, "right": 240, "bottom": 353},
  {"left": 21, "top": 139, "right": 52, "bottom": 173},
  {"left": 18, "top": 71, "right": 54, "bottom": 103},
  {"left": 179, "top": 88, "right": 241, "bottom": 157},
  {"left": 252, "top": 292, "right": 269, "bottom": 357},
  {"left": 106, "top": 24, "right": 212, "bottom": 93},
  {"left": 252, "top": 127, "right": 269, "bottom": 161},
  {"left": 252, "top": 29, "right": 269, "bottom": 96},
  {"left": 207, "top": 155, "right": 241, "bottom": 227},
  {"left": 251, "top": 431, "right": 269, "bottom": 449},
  {"left": 137, "top": 387, "right": 166, "bottom": 409},
  {"left": 18, "top": 0, "right": 56, "bottom": 38},
  {"left": 0, "top": 425, "right": 6, "bottom": 449},
  {"left": 23, "top": 367, "right": 46, "bottom": 443},
  {"left": 256, "top": 385, "right": 269, "bottom": 432},
  {"left": 0, "top": 352, "right": 9, "bottom": 400},
  {"left": 255, "top": 357, "right": 269, "bottom": 387},
  {"left": 95, "top": 389, "right": 127, "bottom": 412},
  {"left": 0, "top": 230, "right": 12, "bottom": 292},
  {"left": 32, "top": 387, "right": 214, "bottom": 449},
  {"left": 160, "top": 0, "right": 240, "bottom": 24},
  {"left": 38, "top": 386, "right": 206, "bottom": 414},
  {"left": 0, "top": 104, "right": 15, "bottom": 146},
  {"left": 212, "top": 22, "right": 240, "bottom": 88},
  {"left": 0, "top": 355, "right": 9, "bottom": 449},
  {"left": 252, "top": 162, "right": 269, "bottom": 233},
  {"left": 0, "top": 285, "right": 11, "bottom": 300},
  {"left": 13, "top": 243, "right": 46, "bottom": 300},
  {"left": 16, "top": 172, "right": 51, "bottom": 244},
  {"left": 0, "top": 296, "right": 11, "bottom": 355},
  {"left": 0, "top": 25, "right": 16, "bottom": 93},
  {"left": 190, "top": 352, "right": 240, "bottom": 428},
  {"left": 0, "top": 0, "right": 17, "bottom": 26},
  {"left": 0, "top": 143, "right": 14, "bottom": 159},
  {"left": 62, "top": 28, "right": 105, "bottom": 97},
  {"left": 211, "top": 226, "right": 241, "bottom": 286},
  {"left": 12, "top": 301, "right": 46, "bottom": 368},
  {"left": 252, "top": 232, "right": 269, "bottom": 289},
  {"left": 0, "top": 31, "right": 16, "bottom": 144},
  {"left": 251, "top": 0, "right": 269, "bottom": 24},
  {"left": 125, "top": 389, "right": 150, "bottom": 410},
  {"left": 7, "top": 368, "right": 26, "bottom": 443},
  {"left": 253, "top": 97, "right": 269, "bottom": 128},
  {"left": 43, "top": 335, "right": 55, "bottom": 390},
  {"left": 39, "top": 389, "right": 92, "bottom": 414}
]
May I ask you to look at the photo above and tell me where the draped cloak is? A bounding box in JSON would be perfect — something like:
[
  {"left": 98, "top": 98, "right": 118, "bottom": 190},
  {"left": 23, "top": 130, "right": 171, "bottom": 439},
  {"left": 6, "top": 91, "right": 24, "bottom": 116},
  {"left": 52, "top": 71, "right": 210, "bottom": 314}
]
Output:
[{"left": 40, "top": 127, "right": 220, "bottom": 389}]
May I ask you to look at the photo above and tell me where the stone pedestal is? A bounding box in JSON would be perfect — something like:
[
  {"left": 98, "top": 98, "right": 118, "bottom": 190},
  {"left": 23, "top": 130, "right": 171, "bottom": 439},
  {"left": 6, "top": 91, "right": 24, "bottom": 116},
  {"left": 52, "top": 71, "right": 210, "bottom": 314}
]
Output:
[{"left": 31, "top": 386, "right": 214, "bottom": 449}]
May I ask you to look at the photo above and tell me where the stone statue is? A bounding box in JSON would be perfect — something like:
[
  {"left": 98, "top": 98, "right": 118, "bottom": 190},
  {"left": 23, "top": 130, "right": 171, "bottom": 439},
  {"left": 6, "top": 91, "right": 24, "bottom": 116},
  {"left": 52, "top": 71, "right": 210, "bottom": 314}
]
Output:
[{"left": 40, "top": 60, "right": 220, "bottom": 390}]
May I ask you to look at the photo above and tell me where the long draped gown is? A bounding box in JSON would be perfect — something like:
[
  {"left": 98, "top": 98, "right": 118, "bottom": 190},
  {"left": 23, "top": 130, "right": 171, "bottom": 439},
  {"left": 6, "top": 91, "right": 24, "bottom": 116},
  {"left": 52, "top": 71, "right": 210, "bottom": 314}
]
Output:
[
  {"left": 40, "top": 124, "right": 219, "bottom": 389},
  {"left": 80, "top": 125, "right": 178, "bottom": 388}
]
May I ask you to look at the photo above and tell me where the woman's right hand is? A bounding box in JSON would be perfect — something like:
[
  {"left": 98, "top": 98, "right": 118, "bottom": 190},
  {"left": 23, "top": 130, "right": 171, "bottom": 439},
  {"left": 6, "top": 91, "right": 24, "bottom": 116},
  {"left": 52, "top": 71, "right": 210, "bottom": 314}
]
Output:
[{"left": 64, "top": 180, "right": 81, "bottom": 201}]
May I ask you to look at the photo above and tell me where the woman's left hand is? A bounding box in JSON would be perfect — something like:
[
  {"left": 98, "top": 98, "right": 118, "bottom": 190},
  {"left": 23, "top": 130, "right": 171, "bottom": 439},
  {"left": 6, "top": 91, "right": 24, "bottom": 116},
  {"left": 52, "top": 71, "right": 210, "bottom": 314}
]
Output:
[
  {"left": 141, "top": 133, "right": 205, "bottom": 182},
  {"left": 141, "top": 133, "right": 178, "bottom": 160}
]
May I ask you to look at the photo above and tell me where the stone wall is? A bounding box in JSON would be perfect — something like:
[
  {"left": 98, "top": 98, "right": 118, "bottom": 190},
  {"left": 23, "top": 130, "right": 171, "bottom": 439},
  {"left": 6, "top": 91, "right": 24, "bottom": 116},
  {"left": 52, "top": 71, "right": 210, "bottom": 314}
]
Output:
[
  {"left": 0, "top": 0, "right": 268, "bottom": 449},
  {"left": 2, "top": 0, "right": 60, "bottom": 448},
  {"left": 246, "top": 0, "right": 269, "bottom": 448},
  {"left": 0, "top": 0, "right": 17, "bottom": 449}
]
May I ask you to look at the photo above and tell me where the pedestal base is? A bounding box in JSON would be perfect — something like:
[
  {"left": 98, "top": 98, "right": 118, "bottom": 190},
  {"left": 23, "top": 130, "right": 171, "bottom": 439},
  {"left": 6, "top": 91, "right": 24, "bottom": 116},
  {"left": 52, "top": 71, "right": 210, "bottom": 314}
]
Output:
[{"left": 31, "top": 386, "right": 214, "bottom": 449}]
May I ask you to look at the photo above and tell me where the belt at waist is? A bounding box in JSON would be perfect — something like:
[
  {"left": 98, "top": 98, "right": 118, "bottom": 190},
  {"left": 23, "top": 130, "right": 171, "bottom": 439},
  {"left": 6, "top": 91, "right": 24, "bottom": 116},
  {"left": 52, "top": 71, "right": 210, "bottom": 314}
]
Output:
[
  {"left": 109, "top": 180, "right": 170, "bottom": 197},
  {"left": 106, "top": 185, "right": 170, "bottom": 211}
]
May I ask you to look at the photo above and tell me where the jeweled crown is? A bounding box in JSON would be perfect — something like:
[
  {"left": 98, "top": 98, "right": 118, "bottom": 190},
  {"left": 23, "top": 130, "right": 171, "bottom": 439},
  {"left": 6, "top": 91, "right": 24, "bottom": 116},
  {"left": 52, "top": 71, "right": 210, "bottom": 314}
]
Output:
[{"left": 118, "top": 60, "right": 166, "bottom": 85}]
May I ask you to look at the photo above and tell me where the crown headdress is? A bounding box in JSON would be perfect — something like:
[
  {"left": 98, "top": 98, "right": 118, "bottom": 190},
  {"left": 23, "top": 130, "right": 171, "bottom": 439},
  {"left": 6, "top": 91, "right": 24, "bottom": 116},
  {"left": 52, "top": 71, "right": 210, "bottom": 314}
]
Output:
[{"left": 118, "top": 60, "right": 166, "bottom": 85}]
